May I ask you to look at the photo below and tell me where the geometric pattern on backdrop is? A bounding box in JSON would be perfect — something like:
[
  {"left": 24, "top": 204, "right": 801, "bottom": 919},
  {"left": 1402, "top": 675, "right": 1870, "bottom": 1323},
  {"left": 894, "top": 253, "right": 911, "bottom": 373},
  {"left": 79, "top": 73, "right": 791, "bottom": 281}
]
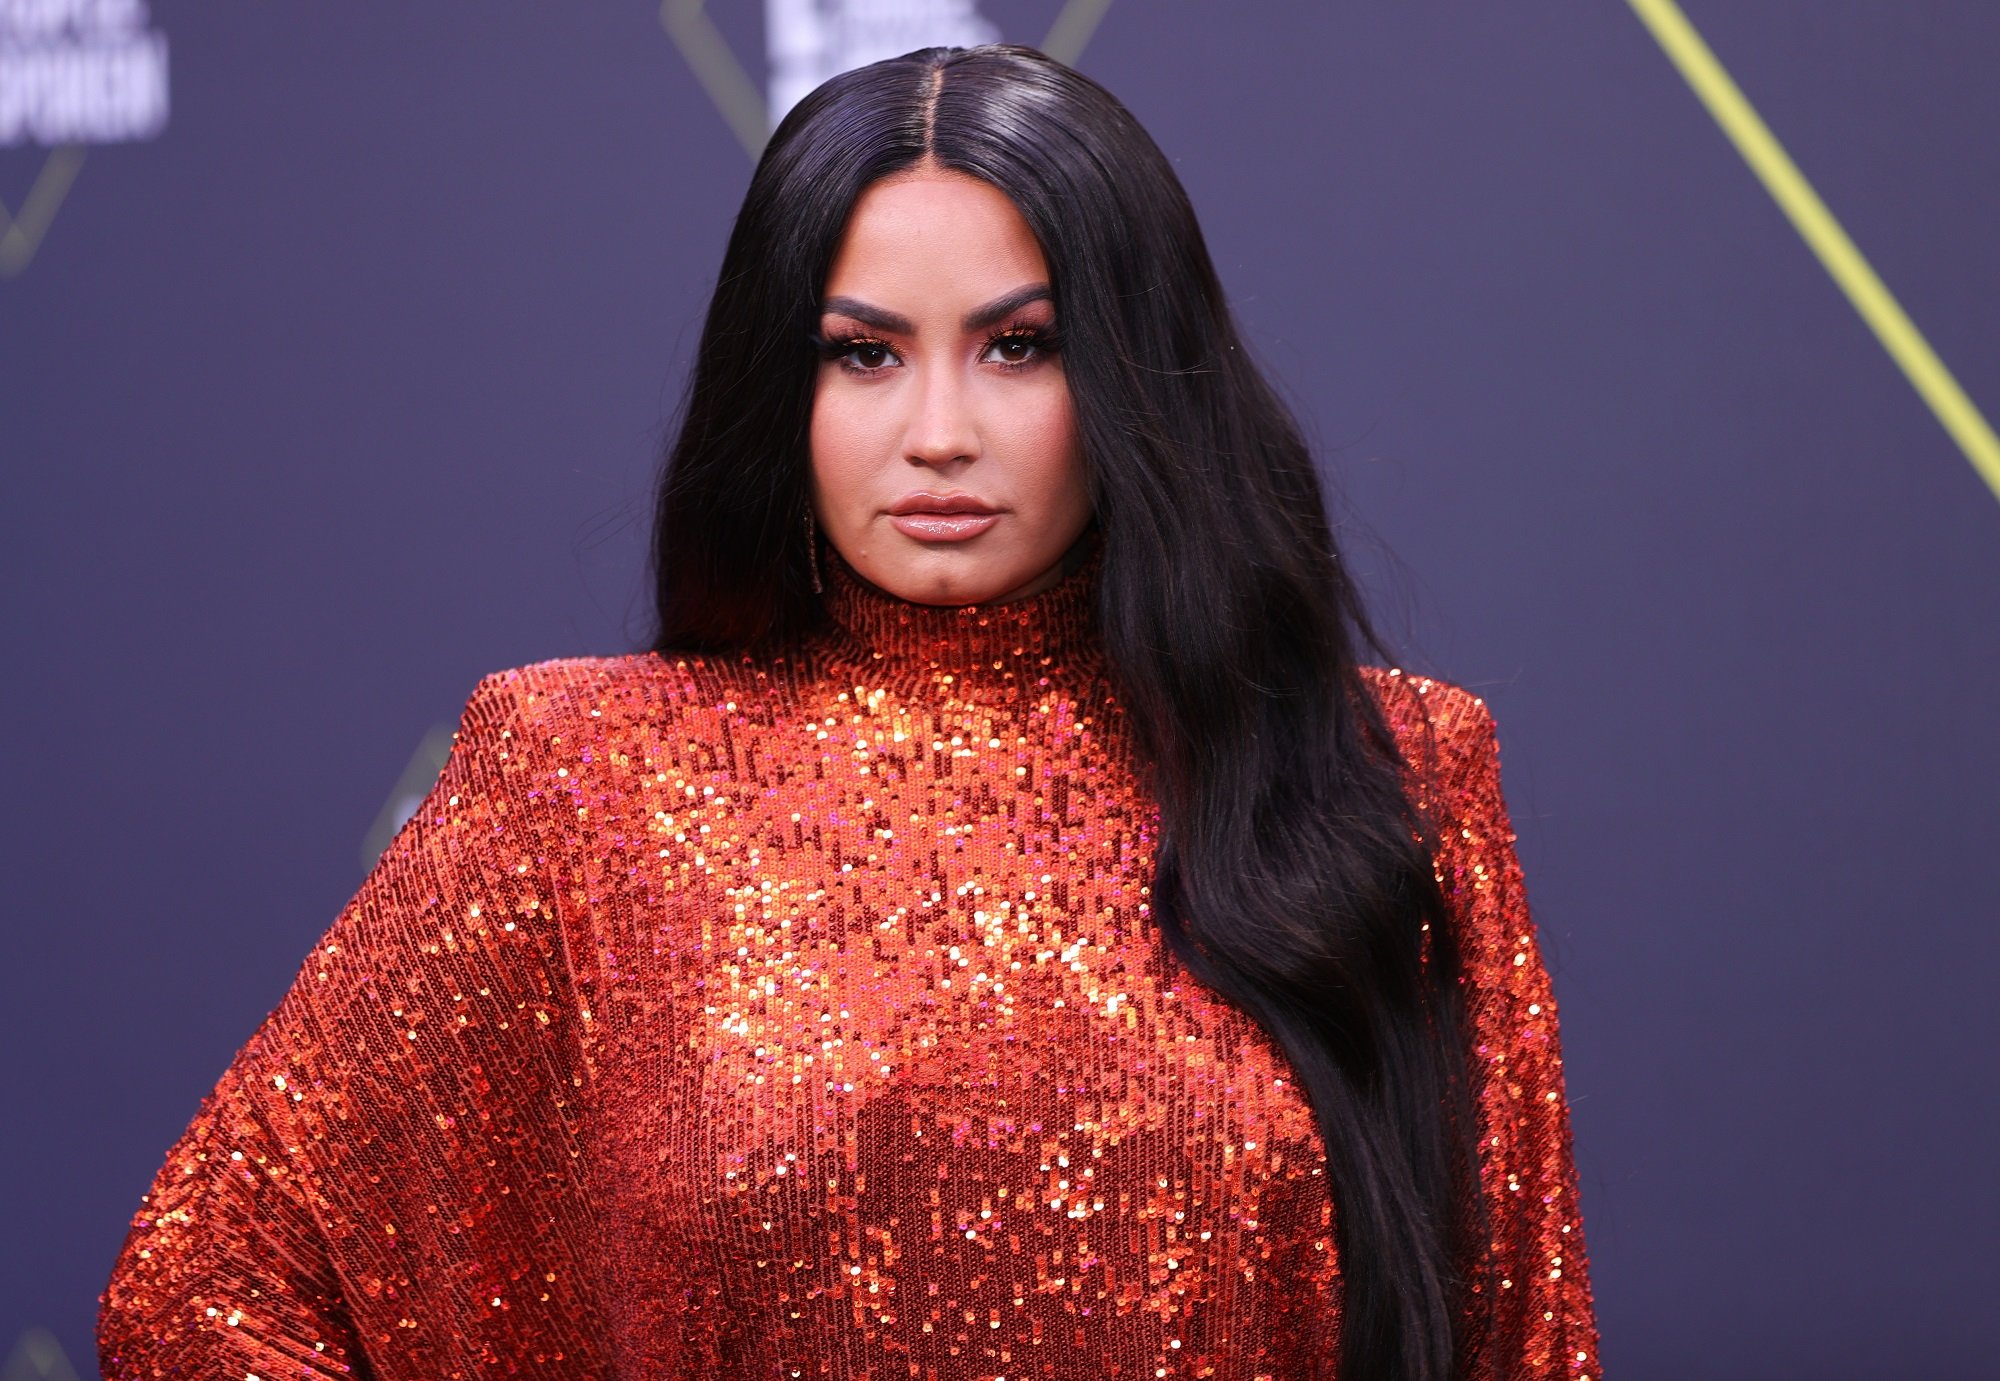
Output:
[{"left": 1627, "top": 0, "right": 2000, "bottom": 505}]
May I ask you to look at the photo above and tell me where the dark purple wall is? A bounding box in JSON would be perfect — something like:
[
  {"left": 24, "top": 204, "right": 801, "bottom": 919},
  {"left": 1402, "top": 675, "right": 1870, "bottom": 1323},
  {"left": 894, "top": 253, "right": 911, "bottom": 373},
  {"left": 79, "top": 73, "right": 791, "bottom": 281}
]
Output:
[{"left": 6, "top": 3, "right": 1997, "bottom": 1375}]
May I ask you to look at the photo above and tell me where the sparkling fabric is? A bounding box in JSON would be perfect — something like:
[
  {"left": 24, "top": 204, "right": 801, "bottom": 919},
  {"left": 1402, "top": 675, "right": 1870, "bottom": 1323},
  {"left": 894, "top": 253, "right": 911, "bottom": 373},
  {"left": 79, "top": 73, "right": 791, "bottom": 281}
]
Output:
[{"left": 99, "top": 549, "right": 1600, "bottom": 1379}]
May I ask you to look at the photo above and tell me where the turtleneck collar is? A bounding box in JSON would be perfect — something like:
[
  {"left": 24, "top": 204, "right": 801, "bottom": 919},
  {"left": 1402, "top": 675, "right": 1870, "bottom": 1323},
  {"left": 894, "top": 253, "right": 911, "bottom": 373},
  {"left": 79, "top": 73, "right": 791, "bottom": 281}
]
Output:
[{"left": 816, "top": 537, "right": 1107, "bottom": 700}]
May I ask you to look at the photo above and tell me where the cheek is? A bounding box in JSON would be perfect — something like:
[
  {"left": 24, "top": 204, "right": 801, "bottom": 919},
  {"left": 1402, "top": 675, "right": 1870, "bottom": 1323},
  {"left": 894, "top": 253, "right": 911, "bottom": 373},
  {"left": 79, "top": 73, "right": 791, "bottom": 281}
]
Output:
[
  {"left": 994, "top": 379, "right": 1087, "bottom": 512},
  {"left": 808, "top": 378, "right": 880, "bottom": 508}
]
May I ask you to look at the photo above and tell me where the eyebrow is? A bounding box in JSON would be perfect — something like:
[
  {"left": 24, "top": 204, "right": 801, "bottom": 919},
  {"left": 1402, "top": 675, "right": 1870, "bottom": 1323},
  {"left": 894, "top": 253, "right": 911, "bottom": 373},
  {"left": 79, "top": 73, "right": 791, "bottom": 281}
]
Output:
[{"left": 820, "top": 283, "right": 1053, "bottom": 336}]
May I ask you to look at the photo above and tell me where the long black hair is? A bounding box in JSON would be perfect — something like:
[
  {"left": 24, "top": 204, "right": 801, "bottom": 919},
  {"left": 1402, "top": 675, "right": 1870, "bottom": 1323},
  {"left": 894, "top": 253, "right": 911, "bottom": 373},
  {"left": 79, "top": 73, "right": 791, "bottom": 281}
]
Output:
[{"left": 648, "top": 44, "right": 1492, "bottom": 1379}]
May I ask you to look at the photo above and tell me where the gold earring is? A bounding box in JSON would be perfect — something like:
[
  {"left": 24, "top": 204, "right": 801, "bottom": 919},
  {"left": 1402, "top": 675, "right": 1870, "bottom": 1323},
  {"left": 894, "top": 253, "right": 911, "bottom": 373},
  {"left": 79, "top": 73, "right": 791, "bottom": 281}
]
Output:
[{"left": 805, "top": 508, "right": 824, "bottom": 594}]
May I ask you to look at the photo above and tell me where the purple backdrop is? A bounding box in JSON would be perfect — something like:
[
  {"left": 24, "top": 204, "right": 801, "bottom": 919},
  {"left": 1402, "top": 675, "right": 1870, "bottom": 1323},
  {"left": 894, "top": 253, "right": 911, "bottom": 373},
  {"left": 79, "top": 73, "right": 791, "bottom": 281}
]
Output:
[{"left": 5, "top": 3, "right": 1997, "bottom": 1376}]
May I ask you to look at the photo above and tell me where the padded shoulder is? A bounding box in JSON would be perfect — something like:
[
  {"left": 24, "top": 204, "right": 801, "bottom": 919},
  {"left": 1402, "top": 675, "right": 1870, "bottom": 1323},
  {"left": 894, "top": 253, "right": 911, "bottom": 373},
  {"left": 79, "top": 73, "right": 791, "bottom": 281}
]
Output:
[
  {"left": 464, "top": 652, "right": 683, "bottom": 743},
  {"left": 1356, "top": 664, "right": 1502, "bottom": 806}
]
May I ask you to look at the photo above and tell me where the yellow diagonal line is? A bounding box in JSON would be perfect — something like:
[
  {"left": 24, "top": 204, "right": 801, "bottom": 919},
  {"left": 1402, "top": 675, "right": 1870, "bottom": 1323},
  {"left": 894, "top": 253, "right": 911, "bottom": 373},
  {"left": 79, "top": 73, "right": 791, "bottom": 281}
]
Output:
[
  {"left": 2, "top": 1325, "right": 84, "bottom": 1381},
  {"left": 1042, "top": 0, "right": 1115, "bottom": 66},
  {"left": 0, "top": 145, "right": 87, "bottom": 279},
  {"left": 660, "top": 0, "right": 768, "bottom": 159},
  {"left": 1627, "top": 0, "right": 2000, "bottom": 505}
]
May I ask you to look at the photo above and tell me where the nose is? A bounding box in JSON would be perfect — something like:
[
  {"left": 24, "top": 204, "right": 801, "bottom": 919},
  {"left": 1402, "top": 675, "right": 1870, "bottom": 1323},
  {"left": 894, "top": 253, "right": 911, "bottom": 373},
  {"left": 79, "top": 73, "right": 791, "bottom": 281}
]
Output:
[{"left": 903, "top": 358, "right": 977, "bottom": 468}]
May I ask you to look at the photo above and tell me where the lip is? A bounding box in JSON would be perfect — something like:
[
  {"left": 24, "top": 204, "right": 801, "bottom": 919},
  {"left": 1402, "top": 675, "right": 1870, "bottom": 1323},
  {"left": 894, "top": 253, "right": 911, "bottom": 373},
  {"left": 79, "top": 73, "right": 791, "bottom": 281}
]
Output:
[
  {"left": 885, "top": 491, "right": 1003, "bottom": 542},
  {"left": 886, "top": 492, "right": 1000, "bottom": 516},
  {"left": 888, "top": 512, "right": 1001, "bottom": 541}
]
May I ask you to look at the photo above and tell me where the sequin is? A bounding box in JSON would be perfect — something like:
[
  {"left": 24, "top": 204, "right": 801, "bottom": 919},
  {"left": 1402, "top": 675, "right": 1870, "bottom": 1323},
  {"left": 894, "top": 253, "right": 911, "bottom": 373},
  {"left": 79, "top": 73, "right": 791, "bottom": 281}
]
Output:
[{"left": 98, "top": 549, "right": 1599, "bottom": 1378}]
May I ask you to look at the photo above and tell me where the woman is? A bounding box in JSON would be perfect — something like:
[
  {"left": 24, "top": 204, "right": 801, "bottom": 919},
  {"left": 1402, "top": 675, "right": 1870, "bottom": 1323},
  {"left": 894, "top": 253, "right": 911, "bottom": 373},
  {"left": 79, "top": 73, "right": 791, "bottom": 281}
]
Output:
[{"left": 99, "top": 43, "right": 1599, "bottom": 1381}]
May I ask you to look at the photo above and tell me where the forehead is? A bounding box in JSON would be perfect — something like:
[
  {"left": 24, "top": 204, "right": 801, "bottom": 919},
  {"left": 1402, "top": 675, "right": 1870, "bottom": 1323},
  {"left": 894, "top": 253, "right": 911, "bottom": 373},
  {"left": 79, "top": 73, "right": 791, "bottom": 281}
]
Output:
[{"left": 822, "top": 171, "right": 1048, "bottom": 307}]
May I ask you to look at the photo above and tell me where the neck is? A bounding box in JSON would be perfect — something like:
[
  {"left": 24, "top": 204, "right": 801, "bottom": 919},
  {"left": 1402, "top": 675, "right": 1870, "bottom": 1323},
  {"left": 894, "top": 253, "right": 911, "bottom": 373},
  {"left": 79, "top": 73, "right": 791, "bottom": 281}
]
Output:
[{"left": 816, "top": 539, "right": 1107, "bottom": 700}]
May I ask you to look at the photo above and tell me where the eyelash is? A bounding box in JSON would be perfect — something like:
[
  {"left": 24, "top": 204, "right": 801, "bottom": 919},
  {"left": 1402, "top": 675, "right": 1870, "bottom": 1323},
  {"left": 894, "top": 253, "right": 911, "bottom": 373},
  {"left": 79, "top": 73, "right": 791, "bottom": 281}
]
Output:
[{"left": 811, "top": 320, "right": 1064, "bottom": 376}]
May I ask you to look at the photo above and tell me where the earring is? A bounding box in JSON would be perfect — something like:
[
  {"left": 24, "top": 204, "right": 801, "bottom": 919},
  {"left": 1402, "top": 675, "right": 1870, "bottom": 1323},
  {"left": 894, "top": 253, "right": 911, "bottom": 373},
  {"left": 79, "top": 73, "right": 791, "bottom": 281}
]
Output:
[{"left": 804, "top": 508, "right": 824, "bottom": 594}]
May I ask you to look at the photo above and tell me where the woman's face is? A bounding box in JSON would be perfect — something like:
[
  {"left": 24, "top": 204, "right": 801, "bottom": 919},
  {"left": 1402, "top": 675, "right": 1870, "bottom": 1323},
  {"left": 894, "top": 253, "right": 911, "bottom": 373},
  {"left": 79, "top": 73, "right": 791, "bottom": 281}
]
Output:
[{"left": 810, "top": 167, "right": 1093, "bottom": 606}]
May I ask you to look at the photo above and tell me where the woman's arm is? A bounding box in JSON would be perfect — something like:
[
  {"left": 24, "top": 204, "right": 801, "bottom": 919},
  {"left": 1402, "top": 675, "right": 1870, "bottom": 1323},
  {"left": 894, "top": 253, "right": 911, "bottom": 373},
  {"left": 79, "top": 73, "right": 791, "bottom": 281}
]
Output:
[
  {"left": 96, "top": 1013, "right": 377, "bottom": 1378},
  {"left": 96, "top": 670, "right": 567, "bottom": 1379},
  {"left": 1425, "top": 687, "right": 1603, "bottom": 1379}
]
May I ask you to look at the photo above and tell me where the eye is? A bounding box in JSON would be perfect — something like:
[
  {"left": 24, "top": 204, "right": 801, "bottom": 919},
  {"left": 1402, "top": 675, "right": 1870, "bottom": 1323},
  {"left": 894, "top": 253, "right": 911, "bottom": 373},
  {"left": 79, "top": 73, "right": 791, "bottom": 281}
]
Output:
[
  {"left": 983, "top": 333, "right": 1039, "bottom": 366},
  {"left": 841, "top": 340, "right": 897, "bottom": 372},
  {"left": 981, "top": 324, "right": 1062, "bottom": 371},
  {"left": 813, "top": 332, "right": 901, "bottom": 375}
]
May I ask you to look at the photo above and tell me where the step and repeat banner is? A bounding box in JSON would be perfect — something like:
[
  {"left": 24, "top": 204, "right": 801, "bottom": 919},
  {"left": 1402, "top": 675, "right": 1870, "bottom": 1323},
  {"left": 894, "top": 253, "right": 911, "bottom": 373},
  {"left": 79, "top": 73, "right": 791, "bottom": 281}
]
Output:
[{"left": 5, "top": 3, "right": 1997, "bottom": 1376}]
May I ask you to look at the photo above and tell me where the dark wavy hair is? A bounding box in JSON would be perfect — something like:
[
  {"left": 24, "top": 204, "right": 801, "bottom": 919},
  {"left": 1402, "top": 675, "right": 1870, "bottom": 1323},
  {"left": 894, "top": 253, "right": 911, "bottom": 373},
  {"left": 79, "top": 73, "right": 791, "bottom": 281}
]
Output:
[{"left": 648, "top": 43, "right": 1491, "bottom": 1379}]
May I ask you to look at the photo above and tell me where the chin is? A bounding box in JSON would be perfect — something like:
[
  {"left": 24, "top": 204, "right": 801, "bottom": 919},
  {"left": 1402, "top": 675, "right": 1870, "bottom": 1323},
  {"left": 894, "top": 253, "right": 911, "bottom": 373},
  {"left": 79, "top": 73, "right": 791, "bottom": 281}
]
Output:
[{"left": 874, "top": 548, "right": 1038, "bottom": 607}]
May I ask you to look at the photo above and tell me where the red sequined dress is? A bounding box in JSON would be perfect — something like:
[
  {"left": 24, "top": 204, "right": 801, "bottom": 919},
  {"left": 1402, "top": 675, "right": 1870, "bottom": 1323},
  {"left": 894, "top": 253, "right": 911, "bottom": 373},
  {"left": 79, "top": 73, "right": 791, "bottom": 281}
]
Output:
[{"left": 99, "top": 549, "right": 1601, "bottom": 1379}]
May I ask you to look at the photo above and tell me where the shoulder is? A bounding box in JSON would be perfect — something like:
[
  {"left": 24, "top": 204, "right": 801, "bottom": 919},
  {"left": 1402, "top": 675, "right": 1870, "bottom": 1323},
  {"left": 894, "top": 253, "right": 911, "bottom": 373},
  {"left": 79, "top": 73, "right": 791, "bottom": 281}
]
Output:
[
  {"left": 457, "top": 649, "right": 795, "bottom": 753},
  {"left": 465, "top": 651, "right": 661, "bottom": 717},
  {"left": 1356, "top": 664, "right": 1503, "bottom": 800},
  {"left": 1357, "top": 665, "right": 1494, "bottom": 738}
]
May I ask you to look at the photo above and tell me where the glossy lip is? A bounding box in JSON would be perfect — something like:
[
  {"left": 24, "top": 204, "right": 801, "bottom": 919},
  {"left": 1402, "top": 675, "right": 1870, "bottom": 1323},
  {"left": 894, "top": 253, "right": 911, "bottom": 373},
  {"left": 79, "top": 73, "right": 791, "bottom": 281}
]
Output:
[{"left": 888, "top": 512, "right": 1000, "bottom": 542}]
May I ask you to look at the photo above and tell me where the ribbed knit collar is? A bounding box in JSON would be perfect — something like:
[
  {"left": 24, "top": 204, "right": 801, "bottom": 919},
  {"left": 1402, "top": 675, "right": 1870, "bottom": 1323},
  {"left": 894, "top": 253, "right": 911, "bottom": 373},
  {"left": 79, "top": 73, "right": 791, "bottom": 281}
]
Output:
[{"left": 816, "top": 537, "right": 1107, "bottom": 699}]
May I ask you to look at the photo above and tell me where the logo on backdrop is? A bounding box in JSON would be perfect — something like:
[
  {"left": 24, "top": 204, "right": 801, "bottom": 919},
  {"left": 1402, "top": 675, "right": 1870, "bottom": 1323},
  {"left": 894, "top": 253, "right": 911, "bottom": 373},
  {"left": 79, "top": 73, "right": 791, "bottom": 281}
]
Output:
[
  {"left": 0, "top": 0, "right": 169, "bottom": 275},
  {"left": 660, "top": 0, "right": 1110, "bottom": 161},
  {"left": 767, "top": 0, "right": 998, "bottom": 127}
]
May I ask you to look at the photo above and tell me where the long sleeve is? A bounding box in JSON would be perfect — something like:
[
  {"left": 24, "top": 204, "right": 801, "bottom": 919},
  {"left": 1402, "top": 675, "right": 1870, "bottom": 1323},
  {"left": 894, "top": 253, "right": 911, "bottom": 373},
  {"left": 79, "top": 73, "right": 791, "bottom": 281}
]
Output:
[
  {"left": 1425, "top": 689, "right": 1602, "bottom": 1379},
  {"left": 97, "top": 670, "right": 592, "bottom": 1379}
]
